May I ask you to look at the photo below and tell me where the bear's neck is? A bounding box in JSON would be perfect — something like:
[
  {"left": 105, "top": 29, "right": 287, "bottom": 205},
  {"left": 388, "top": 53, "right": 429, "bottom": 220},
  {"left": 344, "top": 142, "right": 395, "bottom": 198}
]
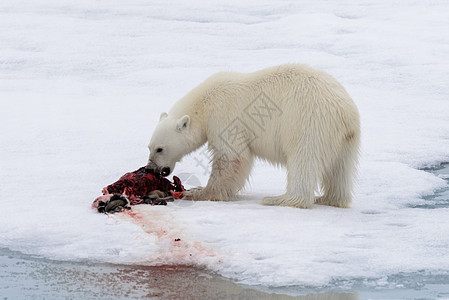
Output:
[
  {"left": 170, "top": 97, "right": 207, "bottom": 154},
  {"left": 186, "top": 115, "right": 207, "bottom": 153}
]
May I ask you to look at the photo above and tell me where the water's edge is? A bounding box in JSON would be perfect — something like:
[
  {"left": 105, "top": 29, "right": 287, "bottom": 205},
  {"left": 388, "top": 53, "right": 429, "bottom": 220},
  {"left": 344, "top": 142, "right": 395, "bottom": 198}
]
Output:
[{"left": 0, "top": 247, "right": 353, "bottom": 299}]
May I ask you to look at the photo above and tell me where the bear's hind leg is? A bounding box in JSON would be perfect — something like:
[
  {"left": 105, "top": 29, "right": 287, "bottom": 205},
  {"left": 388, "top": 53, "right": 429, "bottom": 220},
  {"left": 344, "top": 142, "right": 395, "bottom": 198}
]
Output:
[{"left": 316, "top": 142, "right": 358, "bottom": 208}]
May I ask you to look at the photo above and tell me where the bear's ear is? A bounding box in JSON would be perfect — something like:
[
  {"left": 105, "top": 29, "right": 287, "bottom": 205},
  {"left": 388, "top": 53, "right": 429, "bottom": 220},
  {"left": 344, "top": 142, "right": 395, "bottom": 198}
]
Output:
[
  {"left": 159, "top": 112, "right": 168, "bottom": 122},
  {"left": 176, "top": 115, "right": 190, "bottom": 132}
]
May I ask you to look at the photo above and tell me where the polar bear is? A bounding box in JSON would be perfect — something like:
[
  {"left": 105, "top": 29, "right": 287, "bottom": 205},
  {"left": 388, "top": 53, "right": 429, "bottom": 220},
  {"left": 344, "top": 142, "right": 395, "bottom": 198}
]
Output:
[{"left": 147, "top": 64, "right": 360, "bottom": 208}]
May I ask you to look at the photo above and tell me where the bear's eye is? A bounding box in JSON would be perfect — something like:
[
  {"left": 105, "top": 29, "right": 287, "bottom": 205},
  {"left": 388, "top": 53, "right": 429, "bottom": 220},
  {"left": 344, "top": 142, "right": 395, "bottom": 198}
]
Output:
[{"left": 156, "top": 148, "right": 163, "bottom": 153}]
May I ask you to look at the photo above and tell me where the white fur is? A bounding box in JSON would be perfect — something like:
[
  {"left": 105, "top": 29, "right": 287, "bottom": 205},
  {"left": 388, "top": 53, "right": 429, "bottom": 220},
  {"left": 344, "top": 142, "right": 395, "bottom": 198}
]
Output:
[{"left": 148, "top": 64, "right": 360, "bottom": 208}]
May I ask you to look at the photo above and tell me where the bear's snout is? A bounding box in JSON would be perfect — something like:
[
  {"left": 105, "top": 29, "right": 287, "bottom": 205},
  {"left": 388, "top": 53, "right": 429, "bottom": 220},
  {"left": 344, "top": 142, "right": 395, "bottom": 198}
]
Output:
[
  {"left": 160, "top": 167, "right": 170, "bottom": 177},
  {"left": 145, "top": 160, "right": 158, "bottom": 173},
  {"left": 145, "top": 161, "right": 170, "bottom": 177}
]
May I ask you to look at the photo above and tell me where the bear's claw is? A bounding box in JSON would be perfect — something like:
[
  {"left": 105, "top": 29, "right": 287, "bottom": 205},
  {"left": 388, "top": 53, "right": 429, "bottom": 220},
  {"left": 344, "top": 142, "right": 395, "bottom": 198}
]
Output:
[
  {"left": 262, "top": 195, "right": 313, "bottom": 209},
  {"left": 182, "top": 187, "right": 204, "bottom": 200}
]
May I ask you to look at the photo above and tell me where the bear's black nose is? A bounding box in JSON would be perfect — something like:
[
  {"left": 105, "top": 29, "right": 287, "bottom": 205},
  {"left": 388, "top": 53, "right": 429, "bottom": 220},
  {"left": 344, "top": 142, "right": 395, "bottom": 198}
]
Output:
[{"left": 161, "top": 167, "right": 170, "bottom": 177}]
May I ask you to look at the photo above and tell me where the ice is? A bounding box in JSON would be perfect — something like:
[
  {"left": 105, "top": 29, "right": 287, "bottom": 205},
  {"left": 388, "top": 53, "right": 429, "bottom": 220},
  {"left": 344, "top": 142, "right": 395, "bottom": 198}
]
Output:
[{"left": 1, "top": 0, "right": 449, "bottom": 290}]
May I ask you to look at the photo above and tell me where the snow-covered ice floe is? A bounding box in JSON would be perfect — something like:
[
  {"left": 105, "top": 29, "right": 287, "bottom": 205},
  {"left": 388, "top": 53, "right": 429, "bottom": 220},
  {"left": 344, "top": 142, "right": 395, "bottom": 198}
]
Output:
[{"left": 1, "top": 0, "right": 449, "bottom": 295}]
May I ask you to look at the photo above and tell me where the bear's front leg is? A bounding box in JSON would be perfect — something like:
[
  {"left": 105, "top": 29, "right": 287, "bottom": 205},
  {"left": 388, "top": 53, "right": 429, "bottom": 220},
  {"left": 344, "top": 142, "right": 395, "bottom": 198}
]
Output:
[
  {"left": 182, "top": 187, "right": 204, "bottom": 200},
  {"left": 186, "top": 150, "right": 253, "bottom": 201},
  {"left": 262, "top": 155, "right": 317, "bottom": 208}
]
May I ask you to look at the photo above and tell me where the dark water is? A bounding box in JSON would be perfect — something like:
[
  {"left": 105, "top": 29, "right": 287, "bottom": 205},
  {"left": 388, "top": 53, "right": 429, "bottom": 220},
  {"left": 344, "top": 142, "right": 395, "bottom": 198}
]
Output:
[
  {"left": 2, "top": 164, "right": 449, "bottom": 300},
  {"left": 0, "top": 248, "right": 354, "bottom": 300},
  {"left": 411, "top": 163, "right": 449, "bottom": 209},
  {"left": 2, "top": 247, "right": 449, "bottom": 300}
]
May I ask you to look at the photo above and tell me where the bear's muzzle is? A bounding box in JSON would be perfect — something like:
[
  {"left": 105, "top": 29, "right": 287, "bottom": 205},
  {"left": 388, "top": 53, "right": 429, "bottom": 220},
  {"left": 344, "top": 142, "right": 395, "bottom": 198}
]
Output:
[{"left": 146, "top": 160, "right": 170, "bottom": 177}]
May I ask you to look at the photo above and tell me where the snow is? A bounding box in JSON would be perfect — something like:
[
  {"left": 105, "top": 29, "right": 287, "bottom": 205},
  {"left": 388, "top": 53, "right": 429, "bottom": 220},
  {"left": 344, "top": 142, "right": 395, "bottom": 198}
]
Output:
[{"left": 1, "top": 0, "right": 449, "bottom": 290}]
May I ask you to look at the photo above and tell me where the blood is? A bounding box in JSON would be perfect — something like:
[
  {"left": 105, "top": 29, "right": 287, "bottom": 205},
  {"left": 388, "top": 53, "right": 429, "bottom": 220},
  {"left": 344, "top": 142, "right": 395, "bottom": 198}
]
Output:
[
  {"left": 92, "top": 167, "right": 185, "bottom": 212},
  {"left": 101, "top": 166, "right": 184, "bottom": 205}
]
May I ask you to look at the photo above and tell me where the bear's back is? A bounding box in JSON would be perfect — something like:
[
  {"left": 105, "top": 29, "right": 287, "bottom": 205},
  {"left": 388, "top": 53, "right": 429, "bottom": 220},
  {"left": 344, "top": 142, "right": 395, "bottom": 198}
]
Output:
[{"left": 199, "top": 64, "right": 358, "bottom": 163}]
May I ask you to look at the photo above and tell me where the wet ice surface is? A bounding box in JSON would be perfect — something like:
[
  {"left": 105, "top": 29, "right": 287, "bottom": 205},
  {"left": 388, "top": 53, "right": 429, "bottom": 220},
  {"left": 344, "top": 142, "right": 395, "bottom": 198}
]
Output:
[
  {"left": 412, "top": 164, "right": 449, "bottom": 209},
  {"left": 1, "top": 0, "right": 449, "bottom": 299},
  {"left": 0, "top": 248, "right": 356, "bottom": 299},
  {"left": 1, "top": 250, "right": 448, "bottom": 300}
]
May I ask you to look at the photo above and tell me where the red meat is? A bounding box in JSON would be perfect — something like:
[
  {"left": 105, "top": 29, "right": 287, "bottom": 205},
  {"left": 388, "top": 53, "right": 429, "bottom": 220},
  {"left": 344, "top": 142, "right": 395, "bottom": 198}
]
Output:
[{"left": 94, "top": 167, "right": 185, "bottom": 208}]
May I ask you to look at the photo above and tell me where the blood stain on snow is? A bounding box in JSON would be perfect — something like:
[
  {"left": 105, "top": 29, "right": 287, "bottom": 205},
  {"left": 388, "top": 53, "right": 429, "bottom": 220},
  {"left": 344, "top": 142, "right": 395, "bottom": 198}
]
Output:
[{"left": 120, "top": 208, "right": 217, "bottom": 265}]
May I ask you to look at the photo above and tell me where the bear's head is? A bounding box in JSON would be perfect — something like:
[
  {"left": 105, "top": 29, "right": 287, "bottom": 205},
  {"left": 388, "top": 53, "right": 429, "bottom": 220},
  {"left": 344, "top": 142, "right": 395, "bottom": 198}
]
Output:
[{"left": 146, "top": 112, "right": 191, "bottom": 177}]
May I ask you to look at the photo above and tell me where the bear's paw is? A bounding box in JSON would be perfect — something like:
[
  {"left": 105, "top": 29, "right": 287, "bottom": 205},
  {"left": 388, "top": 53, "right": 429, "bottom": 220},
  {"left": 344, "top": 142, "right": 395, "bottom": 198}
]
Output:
[{"left": 262, "top": 194, "right": 313, "bottom": 209}]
